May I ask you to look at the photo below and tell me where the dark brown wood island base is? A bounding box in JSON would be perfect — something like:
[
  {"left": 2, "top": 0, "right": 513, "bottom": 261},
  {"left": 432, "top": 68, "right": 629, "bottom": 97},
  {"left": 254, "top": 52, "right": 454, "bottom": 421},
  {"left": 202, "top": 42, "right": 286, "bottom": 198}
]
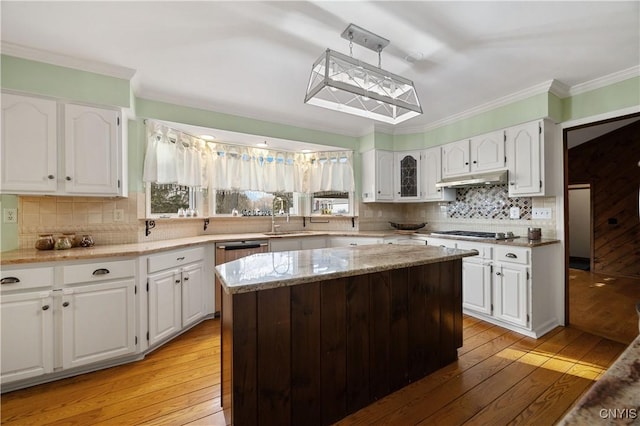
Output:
[{"left": 216, "top": 245, "right": 474, "bottom": 426}]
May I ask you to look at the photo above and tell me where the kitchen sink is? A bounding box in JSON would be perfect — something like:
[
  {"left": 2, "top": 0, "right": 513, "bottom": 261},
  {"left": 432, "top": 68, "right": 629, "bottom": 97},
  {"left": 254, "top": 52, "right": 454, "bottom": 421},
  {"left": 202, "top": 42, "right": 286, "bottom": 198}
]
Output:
[{"left": 263, "top": 231, "right": 314, "bottom": 236}]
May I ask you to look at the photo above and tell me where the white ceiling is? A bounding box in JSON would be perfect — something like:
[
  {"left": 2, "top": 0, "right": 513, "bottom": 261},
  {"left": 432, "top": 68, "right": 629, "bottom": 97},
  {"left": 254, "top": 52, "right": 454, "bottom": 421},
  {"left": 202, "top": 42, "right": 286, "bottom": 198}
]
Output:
[{"left": 2, "top": 1, "right": 639, "bottom": 139}]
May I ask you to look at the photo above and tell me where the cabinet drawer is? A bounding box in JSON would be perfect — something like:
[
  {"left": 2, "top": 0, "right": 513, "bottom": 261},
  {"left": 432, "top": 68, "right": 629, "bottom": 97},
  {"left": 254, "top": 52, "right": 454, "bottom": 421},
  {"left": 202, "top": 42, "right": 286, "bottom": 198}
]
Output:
[
  {"left": 63, "top": 259, "right": 136, "bottom": 285},
  {"left": 148, "top": 246, "right": 205, "bottom": 273},
  {"left": 495, "top": 246, "right": 530, "bottom": 265},
  {"left": 1, "top": 267, "right": 54, "bottom": 292},
  {"left": 456, "top": 241, "right": 493, "bottom": 259}
]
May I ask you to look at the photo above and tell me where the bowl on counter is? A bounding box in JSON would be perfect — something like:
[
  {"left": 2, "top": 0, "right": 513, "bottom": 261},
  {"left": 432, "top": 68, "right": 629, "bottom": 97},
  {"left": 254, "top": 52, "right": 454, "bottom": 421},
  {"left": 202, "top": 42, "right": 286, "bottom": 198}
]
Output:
[{"left": 388, "top": 221, "right": 427, "bottom": 231}]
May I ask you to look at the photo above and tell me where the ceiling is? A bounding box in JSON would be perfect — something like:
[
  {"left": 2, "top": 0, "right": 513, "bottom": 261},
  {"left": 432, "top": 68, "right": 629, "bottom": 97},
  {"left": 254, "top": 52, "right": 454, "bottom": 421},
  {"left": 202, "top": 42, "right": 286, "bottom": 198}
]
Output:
[{"left": 2, "top": 1, "right": 639, "bottom": 140}]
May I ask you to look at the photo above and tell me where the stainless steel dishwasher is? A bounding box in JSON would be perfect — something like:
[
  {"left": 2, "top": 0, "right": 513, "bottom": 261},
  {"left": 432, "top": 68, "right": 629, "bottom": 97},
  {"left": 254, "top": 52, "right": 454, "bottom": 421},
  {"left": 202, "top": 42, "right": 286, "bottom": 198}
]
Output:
[{"left": 214, "top": 240, "right": 269, "bottom": 315}]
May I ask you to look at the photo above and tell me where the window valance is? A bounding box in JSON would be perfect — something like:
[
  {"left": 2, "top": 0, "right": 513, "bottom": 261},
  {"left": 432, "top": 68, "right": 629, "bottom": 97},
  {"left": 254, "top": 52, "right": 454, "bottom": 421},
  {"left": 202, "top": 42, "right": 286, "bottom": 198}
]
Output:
[{"left": 142, "top": 121, "right": 354, "bottom": 193}]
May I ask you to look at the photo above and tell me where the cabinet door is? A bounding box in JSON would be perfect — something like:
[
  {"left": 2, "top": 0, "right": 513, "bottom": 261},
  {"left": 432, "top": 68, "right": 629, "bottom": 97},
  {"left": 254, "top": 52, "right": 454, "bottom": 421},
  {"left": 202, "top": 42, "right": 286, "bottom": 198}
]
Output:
[
  {"left": 1, "top": 291, "right": 53, "bottom": 383},
  {"left": 64, "top": 104, "right": 120, "bottom": 195},
  {"left": 494, "top": 264, "right": 529, "bottom": 328},
  {"left": 470, "top": 130, "right": 505, "bottom": 172},
  {"left": 441, "top": 139, "right": 470, "bottom": 178},
  {"left": 61, "top": 279, "right": 136, "bottom": 369},
  {"left": 270, "top": 238, "right": 302, "bottom": 252},
  {"left": 376, "top": 150, "right": 395, "bottom": 200},
  {"left": 148, "top": 269, "right": 182, "bottom": 346},
  {"left": 1, "top": 94, "right": 57, "bottom": 193},
  {"left": 506, "top": 121, "right": 542, "bottom": 196},
  {"left": 394, "top": 151, "right": 421, "bottom": 200},
  {"left": 300, "top": 236, "right": 327, "bottom": 250},
  {"left": 462, "top": 260, "right": 492, "bottom": 315},
  {"left": 421, "top": 147, "right": 455, "bottom": 201},
  {"left": 181, "top": 262, "right": 206, "bottom": 328}
]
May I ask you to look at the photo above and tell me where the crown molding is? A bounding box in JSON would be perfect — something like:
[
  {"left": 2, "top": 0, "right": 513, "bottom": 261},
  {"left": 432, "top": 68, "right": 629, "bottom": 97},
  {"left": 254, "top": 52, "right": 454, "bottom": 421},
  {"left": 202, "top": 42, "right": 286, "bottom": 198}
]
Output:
[
  {"left": 1, "top": 42, "right": 136, "bottom": 80},
  {"left": 568, "top": 65, "right": 640, "bottom": 96},
  {"left": 394, "top": 80, "right": 558, "bottom": 135}
]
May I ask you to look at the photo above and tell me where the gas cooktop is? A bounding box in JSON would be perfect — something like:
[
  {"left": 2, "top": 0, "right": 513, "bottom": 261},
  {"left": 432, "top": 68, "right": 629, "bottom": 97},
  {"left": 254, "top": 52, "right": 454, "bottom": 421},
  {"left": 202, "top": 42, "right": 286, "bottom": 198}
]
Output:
[{"left": 430, "top": 230, "right": 519, "bottom": 240}]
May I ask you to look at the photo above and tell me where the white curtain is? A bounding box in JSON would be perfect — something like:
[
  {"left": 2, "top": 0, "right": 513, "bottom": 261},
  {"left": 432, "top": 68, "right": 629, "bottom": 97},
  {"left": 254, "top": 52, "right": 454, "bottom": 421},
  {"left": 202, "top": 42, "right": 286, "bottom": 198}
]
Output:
[{"left": 143, "top": 121, "right": 354, "bottom": 193}]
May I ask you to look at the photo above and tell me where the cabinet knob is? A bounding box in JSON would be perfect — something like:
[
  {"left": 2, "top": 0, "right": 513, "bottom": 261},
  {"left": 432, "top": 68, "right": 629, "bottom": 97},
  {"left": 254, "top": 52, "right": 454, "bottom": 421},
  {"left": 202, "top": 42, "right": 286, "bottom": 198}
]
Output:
[
  {"left": 62, "top": 301, "right": 70, "bottom": 307},
  {"left": 437, "top": 189, "right": 441, "bottom": 192},
  {"left": 465, "top": 162, "right": 469, "bottom": 165},
  {"left": 42, "top": 305, "right": 50, "bottom": 311},
  {"left": 47, "top": 174, "right": 55, "bottom": 180},
  {"left": 377, "top": 191, "right": 381, "bottom": 194},
  {"left": 183, "top": 276, "right": 190, "bottom": 281},
  {"left": 66, "top": 176, "right": 72, "bottom": 181},
  {"left": 175, "top": 279, "right": 181, "bottom": 284},
  {"left": 510, "top": 182, "right": 515, "bottom": 185},
  {"left": 496, "top": 272, "right": 502, "bottom": 276},
  {"left": 472, "top": 161, "right": 477, "bottom": 164}
]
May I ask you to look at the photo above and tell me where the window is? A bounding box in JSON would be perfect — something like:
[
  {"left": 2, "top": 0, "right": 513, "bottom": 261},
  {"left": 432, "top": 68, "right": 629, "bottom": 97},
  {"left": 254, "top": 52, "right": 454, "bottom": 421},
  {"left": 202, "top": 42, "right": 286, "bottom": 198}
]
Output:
[
  {"left": 311, "top": 191, "right": 353, "bottom": 215},
  {"left": 213, "top": 190, "right": 299, "bottom": 216},
  {"left": 145, "top": 183, "right": 201, "bottom": 217}
]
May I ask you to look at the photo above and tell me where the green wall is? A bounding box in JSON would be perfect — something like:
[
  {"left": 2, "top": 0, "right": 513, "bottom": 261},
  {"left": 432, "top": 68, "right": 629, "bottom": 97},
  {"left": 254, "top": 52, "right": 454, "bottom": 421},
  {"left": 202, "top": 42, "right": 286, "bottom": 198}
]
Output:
[
  {"left": 0, "top": 195, "right": 19, "bottom": 252},
  {"left": 562, "top": 76, "right": 640, "bottom": 122},
  {"left": 1, "top": 55, "right": 130, "bottom": 108}
]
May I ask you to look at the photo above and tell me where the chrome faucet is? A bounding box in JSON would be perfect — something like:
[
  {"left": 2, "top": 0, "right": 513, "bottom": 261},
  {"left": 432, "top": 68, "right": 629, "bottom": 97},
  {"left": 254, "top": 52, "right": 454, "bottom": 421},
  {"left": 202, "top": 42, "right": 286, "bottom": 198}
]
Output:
[{"left": 271, "top": 196, "right": 289, "bottom": 233}]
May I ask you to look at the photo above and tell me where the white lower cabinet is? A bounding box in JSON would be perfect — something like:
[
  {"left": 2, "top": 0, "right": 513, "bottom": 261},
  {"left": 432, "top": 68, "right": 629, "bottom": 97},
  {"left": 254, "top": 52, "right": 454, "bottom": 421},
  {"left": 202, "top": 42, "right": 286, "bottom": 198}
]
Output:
[
  {"left": 330, "top": 236, "right": 382, "bottom": 247},
  {"left": 61, "top": 279, "right": 136, "bottom": 369},
  {"left": 269, "top": 236, "right": 327, "bottom": 252},
  {"left": 1, "top": 291, "right": 54, "bottom": 383},
  {"left": 147, "top": 247, "right": 207, "bottom": 347},
  {"left": 462, "top": 258, "right": 493, "bottom": 316},
  {"left": 493, "top": 262, "right": 529, "bottom": 328}
]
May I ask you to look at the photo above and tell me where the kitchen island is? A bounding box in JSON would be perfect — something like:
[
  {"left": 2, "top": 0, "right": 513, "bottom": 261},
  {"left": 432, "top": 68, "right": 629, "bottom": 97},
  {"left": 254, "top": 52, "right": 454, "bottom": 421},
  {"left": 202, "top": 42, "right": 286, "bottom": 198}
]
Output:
[{"left": 215, "top": 244, "right": 476, "bottom": 426}]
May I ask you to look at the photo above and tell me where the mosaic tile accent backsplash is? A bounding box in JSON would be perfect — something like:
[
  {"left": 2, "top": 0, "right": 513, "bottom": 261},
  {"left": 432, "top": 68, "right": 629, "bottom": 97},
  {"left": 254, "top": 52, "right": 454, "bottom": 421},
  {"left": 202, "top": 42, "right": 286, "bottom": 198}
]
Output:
[{"left": 447, "top": 184, "right": 532, "bottom": 219}]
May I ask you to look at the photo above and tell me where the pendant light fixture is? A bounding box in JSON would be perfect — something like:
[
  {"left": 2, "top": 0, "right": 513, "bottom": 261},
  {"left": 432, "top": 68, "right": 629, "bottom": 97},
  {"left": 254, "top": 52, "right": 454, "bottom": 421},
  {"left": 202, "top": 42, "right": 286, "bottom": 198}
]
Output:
[{"left": 304, "top": 23, "right": 422, "bottom": 125}]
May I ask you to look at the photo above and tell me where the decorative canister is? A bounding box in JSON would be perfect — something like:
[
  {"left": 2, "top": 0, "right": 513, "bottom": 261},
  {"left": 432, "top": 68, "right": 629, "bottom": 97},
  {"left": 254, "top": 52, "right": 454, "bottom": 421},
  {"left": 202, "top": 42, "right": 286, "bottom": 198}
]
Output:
[
  {"left": 79, "top": 235, "right": 95, "bottom": 248},
  {"left": 528, "top": 227, "right": 542, "bottom": 241},
  {"left": 35, "top": 234, "right": 55, "bottom": 250},
  {"left": 54, "top": 235, "right": 72, "bottom": 250},
  {"left": 63, "top": 233, "right": 78, "bottom": 248}
]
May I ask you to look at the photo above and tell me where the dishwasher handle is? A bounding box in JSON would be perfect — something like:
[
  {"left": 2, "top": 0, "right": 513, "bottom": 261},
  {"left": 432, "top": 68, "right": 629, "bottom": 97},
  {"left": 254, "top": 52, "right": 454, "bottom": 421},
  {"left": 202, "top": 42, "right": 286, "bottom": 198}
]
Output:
[{"left": 218, "top": 241, "right": 268, "bottom": 251}]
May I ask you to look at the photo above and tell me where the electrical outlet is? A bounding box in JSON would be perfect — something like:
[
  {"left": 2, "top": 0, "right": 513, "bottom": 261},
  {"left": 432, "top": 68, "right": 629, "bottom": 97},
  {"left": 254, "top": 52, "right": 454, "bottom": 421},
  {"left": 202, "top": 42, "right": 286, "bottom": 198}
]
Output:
[
  {"left": 113, "top": 209, "right": 125, "bottom": 222},
  {"left": 509, "top": 207, "right": 520, "bottom": 219},
  {"left": 3, "top": 208, "right": 17, "bottom": 223},
  {"left": 532, "top": 207, "right": 552, "bottom": 219}
]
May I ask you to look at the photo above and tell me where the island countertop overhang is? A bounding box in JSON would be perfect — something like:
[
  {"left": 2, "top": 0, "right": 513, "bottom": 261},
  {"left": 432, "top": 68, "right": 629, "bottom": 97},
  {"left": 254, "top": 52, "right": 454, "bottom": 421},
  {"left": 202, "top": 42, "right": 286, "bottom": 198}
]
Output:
[{"left": 215, "top": 244, "right": 477, "bottom": 294}]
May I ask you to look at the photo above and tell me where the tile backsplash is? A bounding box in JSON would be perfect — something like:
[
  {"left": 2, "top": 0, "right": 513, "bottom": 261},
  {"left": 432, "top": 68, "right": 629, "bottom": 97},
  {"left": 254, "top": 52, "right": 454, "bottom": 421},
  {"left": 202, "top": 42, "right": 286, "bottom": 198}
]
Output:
[{"left": 447, "top": 184, "right": 531, "bottom": 219}]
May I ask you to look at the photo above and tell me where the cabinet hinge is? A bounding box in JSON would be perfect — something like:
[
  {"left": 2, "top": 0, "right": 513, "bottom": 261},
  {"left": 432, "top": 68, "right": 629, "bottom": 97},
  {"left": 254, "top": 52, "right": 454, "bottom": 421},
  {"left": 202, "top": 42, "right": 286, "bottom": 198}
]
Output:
[
  {"left": 491, "top": 303, "right": 494, "bottom": 313},
  {"left": 538, "top": 124, "right": 542, "bottom": 134},
  {"left": 118, "top": 179, "right": 121, "bottom": 188},
  {"left": 117, "top": 117, "right": 120, "bottom": 126},
  {"left": 490, "top": 265, "right": 493, "bottom": 273},
  {"left": 503, "top": 132, "right": 506, "bottom": 142},
  {"left": 146, "top": 331, "right": 149, "bottom": 341},
  {"left": 539, "top": 180, "right": 543, "bottom": 188},
  {"left": 146, "top": 279, "right": 149, "bottom": 292},
  {"left": 527, "top": 271, "right": 530, "bottom": 280},
  {"left": 134, "top": 285, "right": 137, "bottom": 295},
  {"left": 135, "top": 336, "right": 138, "bottom": 345},
  {"left": 527, "top": 314, "right": 530, "bottom": 324}
]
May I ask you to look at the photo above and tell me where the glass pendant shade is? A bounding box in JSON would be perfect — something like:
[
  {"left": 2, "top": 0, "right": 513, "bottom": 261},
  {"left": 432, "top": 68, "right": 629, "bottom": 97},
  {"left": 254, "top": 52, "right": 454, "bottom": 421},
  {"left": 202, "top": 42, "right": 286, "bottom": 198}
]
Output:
[{"left": 304, "top": 49, "right": 422, "bottom": 125}]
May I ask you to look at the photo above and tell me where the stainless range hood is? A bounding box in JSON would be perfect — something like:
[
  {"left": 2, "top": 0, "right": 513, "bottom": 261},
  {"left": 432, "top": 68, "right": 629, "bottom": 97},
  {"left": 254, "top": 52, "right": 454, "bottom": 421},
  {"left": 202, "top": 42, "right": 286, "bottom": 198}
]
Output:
[{"left": 435, "top": 170, "right": 508, "bottom": 188}]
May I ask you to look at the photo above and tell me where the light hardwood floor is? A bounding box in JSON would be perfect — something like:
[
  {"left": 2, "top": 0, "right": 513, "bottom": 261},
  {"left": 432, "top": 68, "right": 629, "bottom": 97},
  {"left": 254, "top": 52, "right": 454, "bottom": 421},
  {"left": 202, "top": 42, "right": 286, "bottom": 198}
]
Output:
[
  {"left": 569, "top": 268, "right": 640, "bottom": 344},
  {"left": 1, "top": 316, "right": 626, "bottom": 425}
]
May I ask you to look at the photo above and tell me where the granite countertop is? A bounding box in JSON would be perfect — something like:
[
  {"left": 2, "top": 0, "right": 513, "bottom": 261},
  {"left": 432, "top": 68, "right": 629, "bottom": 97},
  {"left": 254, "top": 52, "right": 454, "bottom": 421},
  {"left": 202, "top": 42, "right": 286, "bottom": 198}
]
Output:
[
  {"left": 0, "top": 231, "right": 395, "bottom": 266},
  {"left": 558, "top": 334, "right": 640, "bottom": 425},
  {"left": 215, "top": 244, "right": 477, "bottom": 294},
  {"left": 417, "top": 232, "right": 560, "bottom": 248}
]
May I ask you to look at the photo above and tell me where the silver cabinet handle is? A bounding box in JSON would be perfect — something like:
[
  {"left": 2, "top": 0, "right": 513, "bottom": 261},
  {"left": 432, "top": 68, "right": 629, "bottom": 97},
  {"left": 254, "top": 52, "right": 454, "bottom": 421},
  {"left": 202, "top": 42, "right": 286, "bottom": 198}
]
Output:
[
  {"left": 1, "top": 277, "right": 20, "bottom": 285},
  {"left": 505, "top": 253, "right": 517, "bottom": 259},
  {"left": 92, "top": 268, "right": 110, "bottom": 276}
]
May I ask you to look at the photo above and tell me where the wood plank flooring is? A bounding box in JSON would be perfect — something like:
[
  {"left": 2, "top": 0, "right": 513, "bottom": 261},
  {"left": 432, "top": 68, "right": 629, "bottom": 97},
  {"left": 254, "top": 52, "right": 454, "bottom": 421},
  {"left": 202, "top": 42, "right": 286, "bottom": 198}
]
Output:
[
  {"left": 569, "top": 268, "right": 640, "bottom": 344},
  {"left": 1, "top": 316, "right": 627, "bottom": 425}
]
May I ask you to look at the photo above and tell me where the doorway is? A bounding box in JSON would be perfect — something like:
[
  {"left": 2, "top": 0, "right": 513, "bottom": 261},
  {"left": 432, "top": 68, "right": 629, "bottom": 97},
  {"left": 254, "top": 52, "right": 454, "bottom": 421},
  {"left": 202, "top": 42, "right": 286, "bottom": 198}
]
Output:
[
  {"left": 568, "top": 184, "right": 591, "bottom": 271},
  {"left": 564, "top": 114, "right": 640, "bottom": 344}
]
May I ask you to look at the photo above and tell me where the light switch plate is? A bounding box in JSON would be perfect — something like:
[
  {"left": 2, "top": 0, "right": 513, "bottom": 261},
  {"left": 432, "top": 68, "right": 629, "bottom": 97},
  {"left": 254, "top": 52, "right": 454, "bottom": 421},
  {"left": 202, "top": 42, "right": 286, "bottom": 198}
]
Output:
[
  {"left": 3, "top": 208, "right": 17, "bottom": 223},
  {"left": 114, "top": 209, "right": 125, "bottom": 222},
  {"left": 532, "top": 207, "right": 552, "bottom": 219},
  {"left": 509, "top": 207, "right": 520, "bottom": 219}
]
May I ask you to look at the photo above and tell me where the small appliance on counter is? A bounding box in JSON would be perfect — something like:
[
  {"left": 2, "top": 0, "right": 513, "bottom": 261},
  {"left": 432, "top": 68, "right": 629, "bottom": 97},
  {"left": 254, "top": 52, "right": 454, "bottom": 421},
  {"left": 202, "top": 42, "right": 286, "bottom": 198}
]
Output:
[{"left": 527, "top": 227, "right": 542, "bottom": 240}]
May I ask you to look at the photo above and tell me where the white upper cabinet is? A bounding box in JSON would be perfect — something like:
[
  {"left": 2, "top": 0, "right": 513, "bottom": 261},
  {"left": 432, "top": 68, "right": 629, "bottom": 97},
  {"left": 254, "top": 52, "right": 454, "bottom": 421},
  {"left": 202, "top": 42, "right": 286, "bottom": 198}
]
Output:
[
  {"left": 505, "top": 120, "right": 543, "bottom": 196},
  {"left": 64, "top": 104, "right": 121, "bottom": 195},
  {"left": 470, "top": 130, "right": 505, "bottom": 172},
  {"left": 442, "top": 130, "right": 506, "bottom": 178},
  {"left": 361, "top": 149, "right": 394, "bottom": 202},
  {"left": 0, "top": 93, "right": 124, "bottom": 197},
  {"left": 1, "top": 93, "right": 58, "bottom": 193},
  {"left": 441, "top": 139, "right": 470, "bottom": 178},
  {"left": 394, "top": 151, "right": 421, "bottom": 201},
  {"left": 420, "top": 147, "right": 455, "bottom": 202}
]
